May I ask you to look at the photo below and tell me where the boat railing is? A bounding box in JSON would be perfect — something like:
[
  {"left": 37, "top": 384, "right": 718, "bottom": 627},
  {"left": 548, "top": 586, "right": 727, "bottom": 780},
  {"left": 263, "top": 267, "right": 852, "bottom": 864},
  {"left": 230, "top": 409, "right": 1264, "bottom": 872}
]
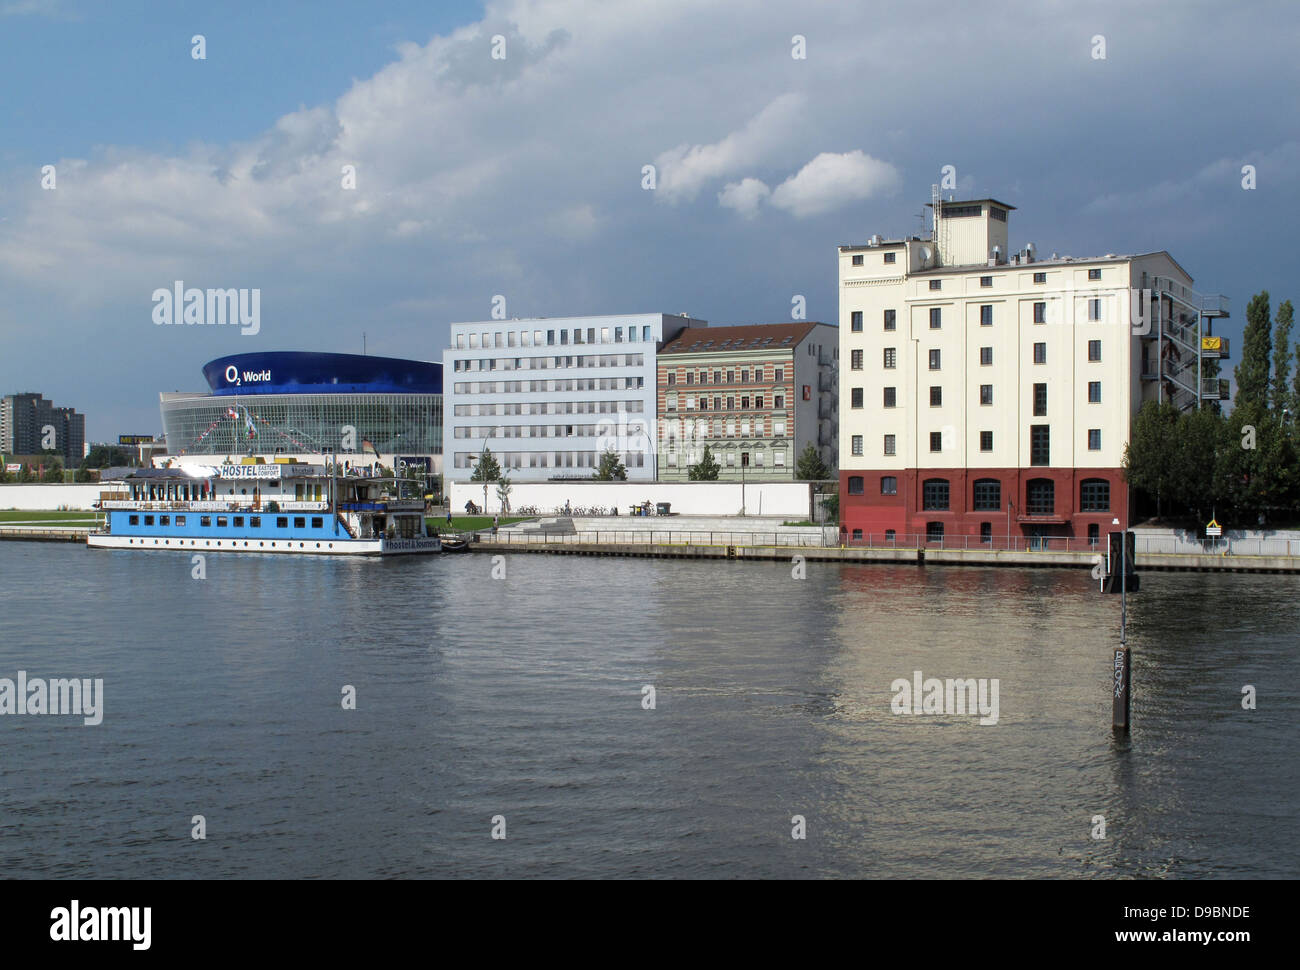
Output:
[{"left": 98, "top": 499, "right": 330, "bottom": 512}]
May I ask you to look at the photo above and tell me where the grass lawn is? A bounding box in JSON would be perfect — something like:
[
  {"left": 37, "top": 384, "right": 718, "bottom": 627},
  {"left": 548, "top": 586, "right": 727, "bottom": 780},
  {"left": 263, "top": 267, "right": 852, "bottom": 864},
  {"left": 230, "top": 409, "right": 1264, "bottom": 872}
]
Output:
[
  {"left": 426, "top": 515, "right": 530, "bottom": 533},
  {"left": 0, "top": 509, "right": 101, "bottom": 522},
  {"left": 781, "top": 520, "right": 818, "bottom": 527}
]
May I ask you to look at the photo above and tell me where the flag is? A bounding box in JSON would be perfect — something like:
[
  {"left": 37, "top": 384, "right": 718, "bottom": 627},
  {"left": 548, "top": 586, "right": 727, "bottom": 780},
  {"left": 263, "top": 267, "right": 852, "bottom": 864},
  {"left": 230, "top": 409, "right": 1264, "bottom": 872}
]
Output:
[{"left": 226, "top": 407, "right": 239, "bottom": 419}]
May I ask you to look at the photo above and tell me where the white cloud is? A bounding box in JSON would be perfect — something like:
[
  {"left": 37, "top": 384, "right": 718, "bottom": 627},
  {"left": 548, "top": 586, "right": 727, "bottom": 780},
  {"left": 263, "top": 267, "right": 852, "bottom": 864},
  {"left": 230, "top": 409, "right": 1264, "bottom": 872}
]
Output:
[
  {"left": 653, "top": 93, "right": 805, "bottom": 204},
  {"left": 717, "top": 178, "right": 771, "bottom": 219},
  {"left": 768, "top": 151, "right": 901, "bottom": 218}
]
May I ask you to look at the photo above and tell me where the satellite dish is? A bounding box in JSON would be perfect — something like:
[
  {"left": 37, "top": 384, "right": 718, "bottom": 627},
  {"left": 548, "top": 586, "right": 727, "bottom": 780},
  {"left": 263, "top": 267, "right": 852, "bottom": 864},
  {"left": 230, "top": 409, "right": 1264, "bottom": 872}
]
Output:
[{"left": 918, "top": 246, "right": 932, "bottom": 263}]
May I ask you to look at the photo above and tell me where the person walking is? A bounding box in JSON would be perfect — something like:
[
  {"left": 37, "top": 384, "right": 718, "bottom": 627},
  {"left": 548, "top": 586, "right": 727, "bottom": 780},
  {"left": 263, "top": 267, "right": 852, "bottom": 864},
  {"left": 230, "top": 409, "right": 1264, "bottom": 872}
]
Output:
[{"left": 492, "top": 514, "right": 499, "bottom": 536}]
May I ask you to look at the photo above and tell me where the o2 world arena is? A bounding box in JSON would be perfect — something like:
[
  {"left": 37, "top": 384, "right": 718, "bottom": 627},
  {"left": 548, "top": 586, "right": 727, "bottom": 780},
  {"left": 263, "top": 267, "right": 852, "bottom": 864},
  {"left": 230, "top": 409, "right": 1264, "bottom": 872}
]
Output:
[{"left": 159, "top": 352, "right": 443, "bottom": 481}]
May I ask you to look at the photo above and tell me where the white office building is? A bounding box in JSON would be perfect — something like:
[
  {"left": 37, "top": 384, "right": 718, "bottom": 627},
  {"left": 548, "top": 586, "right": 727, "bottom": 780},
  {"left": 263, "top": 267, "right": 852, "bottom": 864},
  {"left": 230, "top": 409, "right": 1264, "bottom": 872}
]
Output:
[{"left": 443, "top": 313, "right": 705, "bottom": 482}]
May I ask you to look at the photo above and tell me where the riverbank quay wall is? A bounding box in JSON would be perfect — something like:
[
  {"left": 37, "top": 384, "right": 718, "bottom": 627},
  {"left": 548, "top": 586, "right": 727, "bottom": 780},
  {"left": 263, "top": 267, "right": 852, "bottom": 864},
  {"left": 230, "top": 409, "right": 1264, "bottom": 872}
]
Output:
[{"left": 467, "top": 537, "right": 1300, "bottom": 572}]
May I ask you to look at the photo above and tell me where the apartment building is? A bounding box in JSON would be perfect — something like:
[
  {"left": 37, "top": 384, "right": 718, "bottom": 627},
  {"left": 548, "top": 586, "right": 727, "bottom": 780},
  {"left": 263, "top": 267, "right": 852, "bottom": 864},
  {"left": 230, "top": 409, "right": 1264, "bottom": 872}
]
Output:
[
  {"left": 443, "top": 314, "right": 704, "bottom": 481},
  {"left": 656, "top": 322, "right": 838, "bottom": 480},
  {"left": 837, "top": 197, "right": 1228, "bottom": 545},
  {"left": 1, "top": 392, "right": 86, "bottom": 465}
]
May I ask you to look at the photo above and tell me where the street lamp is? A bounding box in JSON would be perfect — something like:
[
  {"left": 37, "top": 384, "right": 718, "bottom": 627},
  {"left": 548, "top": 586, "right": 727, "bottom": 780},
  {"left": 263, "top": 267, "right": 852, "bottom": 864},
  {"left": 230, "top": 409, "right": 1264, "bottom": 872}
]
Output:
[{"left": 467, "top": 452, "right": 489, "bottom": 516}]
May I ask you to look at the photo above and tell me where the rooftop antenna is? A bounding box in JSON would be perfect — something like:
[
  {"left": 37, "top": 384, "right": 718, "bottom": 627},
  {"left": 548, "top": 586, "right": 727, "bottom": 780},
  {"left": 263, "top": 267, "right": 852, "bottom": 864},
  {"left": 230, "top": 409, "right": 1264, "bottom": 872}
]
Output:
[
  {"left": 913, "top": 207, "right": 927, "bottom": 238},
  {"left": 363, "top": 332, "right": 366, "bottom": 355}
]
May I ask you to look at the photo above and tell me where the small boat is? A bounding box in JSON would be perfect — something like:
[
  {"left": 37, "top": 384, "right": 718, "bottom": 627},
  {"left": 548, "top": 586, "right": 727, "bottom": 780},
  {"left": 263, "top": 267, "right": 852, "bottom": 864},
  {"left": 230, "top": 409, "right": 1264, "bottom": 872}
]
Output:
[
  {"left": 88, "top": 460, "right": 441, "bottom": 555},
  {"left": 439, "top": 534, "right": 472, "bottom": 552}
]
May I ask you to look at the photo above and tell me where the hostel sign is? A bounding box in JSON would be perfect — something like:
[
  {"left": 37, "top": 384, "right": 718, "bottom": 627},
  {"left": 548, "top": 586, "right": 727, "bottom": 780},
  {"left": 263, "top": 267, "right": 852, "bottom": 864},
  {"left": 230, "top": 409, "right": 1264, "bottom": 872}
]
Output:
[{"left": 218, "top": 465, "right": 283, "bottom": 480}]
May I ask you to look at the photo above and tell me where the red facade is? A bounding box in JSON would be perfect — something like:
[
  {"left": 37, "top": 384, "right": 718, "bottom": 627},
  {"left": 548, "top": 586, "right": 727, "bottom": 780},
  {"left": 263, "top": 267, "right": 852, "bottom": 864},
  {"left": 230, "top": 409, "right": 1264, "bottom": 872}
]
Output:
[{"left": 838, "top": 466, "right": 1127, "bottom": 542}]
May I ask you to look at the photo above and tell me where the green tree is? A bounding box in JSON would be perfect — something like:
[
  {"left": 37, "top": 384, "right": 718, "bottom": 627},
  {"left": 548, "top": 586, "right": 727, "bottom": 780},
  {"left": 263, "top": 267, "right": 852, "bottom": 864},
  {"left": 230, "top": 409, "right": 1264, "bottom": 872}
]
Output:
[
  {"left": 81, "top": 444, "right": 135, "bottom": 469},
  {"left": 592, "top": 448, "right": 628, "bottom": 481},
  {"left": 1170, "top": 406, "right": 1222, "bottom": 516},
  {"left": 1234, "top": 291, "right": 1272, "bottom": 413},
  {"left": 495, "top": 473, "right": 513, "bottom": 513},
  {"left": 1273, "top": 299, "right": 1295, "bottom": 418},
  {"left": 688, "top": 445, "right": 721, "bottom": 481},
  {"left": 1215, "top": 407, "right": 1298, "bottom": 523},
  {"left": 469, "top": 446, "right": 501, "bottom": 482},
  {"left": 794, "top": 442, "right": 830, "bottom": 481},
  {"left": 41, "top": 459, "right": 64, "bottom": 483},
  {"left": 1123, "top": 400, "right": 1181, "bottom": 517}
]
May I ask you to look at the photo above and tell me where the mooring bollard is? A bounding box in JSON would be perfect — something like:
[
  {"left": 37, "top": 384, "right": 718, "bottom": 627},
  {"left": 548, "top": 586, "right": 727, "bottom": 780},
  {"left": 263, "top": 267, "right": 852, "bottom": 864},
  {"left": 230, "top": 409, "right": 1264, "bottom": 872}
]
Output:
[{"left": 1112, "top": 646, "right": 1130, "bottom": 734}]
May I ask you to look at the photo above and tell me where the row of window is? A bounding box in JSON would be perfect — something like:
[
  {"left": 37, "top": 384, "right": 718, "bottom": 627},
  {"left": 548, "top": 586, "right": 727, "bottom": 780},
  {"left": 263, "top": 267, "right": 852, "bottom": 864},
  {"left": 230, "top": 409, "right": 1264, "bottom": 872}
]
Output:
[
  {"left": 851, "top": 300, "right": 1108, "bottom": 332},
  {"left": 666, "top": 394, "right": 786, "bottom": 411},
  {"left": 454, "top": 325, "right": 654, "bottom": 350},
  {"left": 854, "top": 341, "right": 1102, "bottom": 372},
  {"left": 850, "top": 381, "right": 1103, "bottom": 410},
  {"left": 667, "top": 448, "right": 784, "bottom": 468},
  {"left": 854, "top": 425, "right": 1100, "bottom": 458},
  {"left": 127, "top": 514, "right": 324, "bottom": 529},
  {"left": 844, "top": 476, "right": 1111, "bottom": 513},
  {"left": 665, "top": 367, "right": 785, "bottom": 386},
  {"left": 665, "top": 417, "right": 788, "bottom": 439},
  {"left": 452, "top": 353, "right": 647, "bottom": 373}
]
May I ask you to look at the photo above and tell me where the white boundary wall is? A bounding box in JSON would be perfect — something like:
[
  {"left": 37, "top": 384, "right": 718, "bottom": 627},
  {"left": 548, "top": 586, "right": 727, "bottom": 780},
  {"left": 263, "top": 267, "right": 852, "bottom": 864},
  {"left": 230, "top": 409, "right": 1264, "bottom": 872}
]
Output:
[
  {"left": 0, "top": 484, "right": 104, "bottom": 510},
  {"left": 451, "top": 480, "right": 812, "bottom": 517}
]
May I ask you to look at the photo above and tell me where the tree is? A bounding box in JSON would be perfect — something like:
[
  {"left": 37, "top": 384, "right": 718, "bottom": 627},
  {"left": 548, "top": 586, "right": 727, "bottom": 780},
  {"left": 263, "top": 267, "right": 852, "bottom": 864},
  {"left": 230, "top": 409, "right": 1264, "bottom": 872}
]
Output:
[
  {"left": 1123, "top": 400, "right": 1181, "bottom": 517},
  {"left": 688, "top": 445, "right": 720, "bottom": 481},
  {"left": 81, "top": 444, "right": 135, "bottom": 469},
  {"left": 469, "top": 446, "right": 501, "bottom": 482},
  {"left": 592, "top": 448, "right": 628, "bottom": 481},
  {"left": 1234, "top": 291, "right": 1272, "bottom": 413},
  {"left": 1274, "top": 299, "right": 1295, "bottom": 418},
  {"left": 41, "top": 460, "right": 64, "bottom": 483},
  {"left": 794, "top": 442, "right": 830, "bottom": 481},
  {"left": 495, "top": 473, "right": 513, "bottom": 513}
]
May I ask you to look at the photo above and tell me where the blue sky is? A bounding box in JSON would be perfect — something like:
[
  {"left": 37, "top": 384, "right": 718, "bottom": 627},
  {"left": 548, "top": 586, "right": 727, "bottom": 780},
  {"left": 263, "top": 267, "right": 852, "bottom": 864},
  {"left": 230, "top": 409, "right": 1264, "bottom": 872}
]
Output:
[{"left": 2, "top": 0, "right": 1297, "bottom": 439}]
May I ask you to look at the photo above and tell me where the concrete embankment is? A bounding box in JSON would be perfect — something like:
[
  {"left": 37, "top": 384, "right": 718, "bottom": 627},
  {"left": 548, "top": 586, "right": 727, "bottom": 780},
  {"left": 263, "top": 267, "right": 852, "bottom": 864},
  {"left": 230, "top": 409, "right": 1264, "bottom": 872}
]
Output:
[
  {"left": 469, "top": 538, "right": 1300, "bottom": 572},
  {"left": 0, "top": 526, "right": 92, "bottom": 543}
]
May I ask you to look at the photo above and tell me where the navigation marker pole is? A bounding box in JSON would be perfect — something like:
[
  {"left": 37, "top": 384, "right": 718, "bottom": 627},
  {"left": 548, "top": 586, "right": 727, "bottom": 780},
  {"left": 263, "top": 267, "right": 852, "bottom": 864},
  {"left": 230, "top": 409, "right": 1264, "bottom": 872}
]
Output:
[{"left": 1104, "top": 526, "right": 1137, "bottom": 735}]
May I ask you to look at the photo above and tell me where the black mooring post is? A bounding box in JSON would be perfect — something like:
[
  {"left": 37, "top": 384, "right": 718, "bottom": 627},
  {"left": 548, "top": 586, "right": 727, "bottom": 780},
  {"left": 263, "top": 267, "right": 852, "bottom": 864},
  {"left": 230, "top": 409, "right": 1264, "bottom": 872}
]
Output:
[
  {"left": 1112, "top": 646, "right": 1130, "bottom": 734},
  {"left": 1107, "top": 529, "right": 1135, "bottom": 735}
]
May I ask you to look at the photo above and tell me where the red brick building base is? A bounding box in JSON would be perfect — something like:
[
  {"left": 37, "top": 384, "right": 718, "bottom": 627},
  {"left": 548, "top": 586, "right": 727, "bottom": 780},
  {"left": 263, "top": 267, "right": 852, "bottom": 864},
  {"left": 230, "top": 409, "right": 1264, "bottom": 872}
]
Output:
[{"left": 838, "top": 466, "right": 1128, "bottom": 544}]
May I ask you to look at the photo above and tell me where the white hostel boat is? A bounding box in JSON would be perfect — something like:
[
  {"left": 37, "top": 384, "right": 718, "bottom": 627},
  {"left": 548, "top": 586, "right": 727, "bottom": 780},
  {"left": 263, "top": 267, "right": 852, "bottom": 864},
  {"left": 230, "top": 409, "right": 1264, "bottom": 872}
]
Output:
[{"left": 88, "top": 460, "right": 441, "bottom": 555}]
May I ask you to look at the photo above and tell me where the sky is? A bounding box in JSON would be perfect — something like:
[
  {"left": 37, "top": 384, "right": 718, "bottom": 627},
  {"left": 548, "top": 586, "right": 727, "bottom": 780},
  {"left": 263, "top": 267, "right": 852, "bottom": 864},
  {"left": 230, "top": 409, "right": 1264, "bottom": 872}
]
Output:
[{"left": 1, "top": 0, "right": 1297, "bottom": 440}]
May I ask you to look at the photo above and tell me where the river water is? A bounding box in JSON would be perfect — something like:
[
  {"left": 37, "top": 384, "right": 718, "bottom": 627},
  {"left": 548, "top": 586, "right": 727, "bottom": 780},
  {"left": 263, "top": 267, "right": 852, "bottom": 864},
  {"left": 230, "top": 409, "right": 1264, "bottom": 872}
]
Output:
[{"left": 1, "top": 542, "right": 1295, "bottom": 878}]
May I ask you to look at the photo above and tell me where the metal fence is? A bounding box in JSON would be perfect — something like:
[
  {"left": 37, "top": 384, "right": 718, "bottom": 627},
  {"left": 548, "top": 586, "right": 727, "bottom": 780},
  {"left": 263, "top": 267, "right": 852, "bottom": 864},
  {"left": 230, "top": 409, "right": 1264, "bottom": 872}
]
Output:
[{"left": 483, "top": 528, "right": 1300, "bottom": 558}]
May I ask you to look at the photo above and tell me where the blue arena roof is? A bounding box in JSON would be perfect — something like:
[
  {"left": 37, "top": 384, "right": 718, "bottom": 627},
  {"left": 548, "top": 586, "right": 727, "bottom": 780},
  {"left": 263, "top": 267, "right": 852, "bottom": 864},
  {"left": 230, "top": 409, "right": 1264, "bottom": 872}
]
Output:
[{"left": 202, "top": 352, "right": 442, "bottom": 396}]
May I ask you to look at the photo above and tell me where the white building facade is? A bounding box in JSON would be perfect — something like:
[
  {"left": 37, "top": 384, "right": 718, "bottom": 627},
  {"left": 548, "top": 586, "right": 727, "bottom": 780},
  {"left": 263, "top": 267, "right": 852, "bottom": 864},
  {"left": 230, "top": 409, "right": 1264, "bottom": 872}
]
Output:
[
  {"left": 837, "top": 198, "right": 1228, "bottom": 545},
  {"left": 443, "top": 313, "right": 704, "bottom": 482}
]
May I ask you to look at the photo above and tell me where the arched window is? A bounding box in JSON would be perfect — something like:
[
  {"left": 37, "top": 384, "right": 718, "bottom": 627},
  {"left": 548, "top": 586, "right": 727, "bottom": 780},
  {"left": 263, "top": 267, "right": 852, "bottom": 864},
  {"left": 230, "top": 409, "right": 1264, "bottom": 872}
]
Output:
[
  {"left": 972, "top": 478, "right": 1001, "bottom": 511},
  {"left": 1080, "top": 478, "right": 1110, "bottom": 512},
  {"left": 922, "top": 478, "right": 950, "bottom": 511},
  {"left": 1026, "top": 478, "right": 1055, "bottom": 515}
]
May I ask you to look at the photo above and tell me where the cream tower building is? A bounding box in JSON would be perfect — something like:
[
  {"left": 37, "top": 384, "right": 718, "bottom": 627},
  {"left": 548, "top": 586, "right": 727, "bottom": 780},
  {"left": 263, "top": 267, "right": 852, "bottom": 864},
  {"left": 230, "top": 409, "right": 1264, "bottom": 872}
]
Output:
[{"left": 837, "top": 197, "right": 1228, "bottom": 546}]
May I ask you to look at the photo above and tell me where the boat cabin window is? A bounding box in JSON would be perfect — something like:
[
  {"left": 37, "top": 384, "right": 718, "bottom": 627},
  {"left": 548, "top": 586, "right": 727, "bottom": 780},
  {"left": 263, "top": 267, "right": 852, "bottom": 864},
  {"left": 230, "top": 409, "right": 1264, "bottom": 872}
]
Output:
[
  {"left": 144, "top": 515, "right": 154, "bottom": 525},
  {"left": 234, "top": 516, "right": 244, "bottom": 527},
  {"left": 217, "top": 517, "right": 228, "bottom": 527},
  {"left": 176, "top": 516, "right": 186, "bottom": 526},
  {"left": 129, "top": 515, "right": 139, "bottom": 525},
  {"left": 200, "top": 516, "right": 211, "bottom": 527},
  {"left": 311, "top": 517, "right": 322, "bottom": 528},
  {"left": 160, "top": 516, "right": 170, "bottom": 526},
  {"left": 277, "top": 517, "right": 288, "bottom": 528},
  {"left": 250, "top": 517, "right": 260, "bottom": 528},
  {"left": 294, "top": 517, "right": 305, "bottom": 528}
]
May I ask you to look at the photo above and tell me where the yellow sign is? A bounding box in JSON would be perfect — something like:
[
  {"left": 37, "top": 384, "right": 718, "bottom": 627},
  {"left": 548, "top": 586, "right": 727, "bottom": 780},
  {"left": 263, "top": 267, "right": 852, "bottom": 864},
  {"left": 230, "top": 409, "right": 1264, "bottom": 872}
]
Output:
[{"left": 1202, "top": 336, "right": 1222, "bottom": 351}]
